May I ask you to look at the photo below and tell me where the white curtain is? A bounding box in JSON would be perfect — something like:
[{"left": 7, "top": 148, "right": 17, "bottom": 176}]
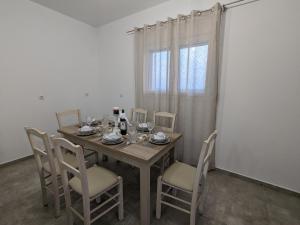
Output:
[{"left": 134, "top": 3, "right": 222, "bottom": 167}]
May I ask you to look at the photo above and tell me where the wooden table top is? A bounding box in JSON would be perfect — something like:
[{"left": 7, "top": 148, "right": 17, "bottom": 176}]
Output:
[{"left": 58, "top": 125, "right": 182, "bottom": 163}]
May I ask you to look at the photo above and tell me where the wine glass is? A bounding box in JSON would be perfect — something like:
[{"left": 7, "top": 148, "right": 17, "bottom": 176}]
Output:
[
  {"left": 86, "top": 116, "right": 92, "bottom": 126},
  {"left": 147, "top": 121, "right": 155, "bottom": 134}
]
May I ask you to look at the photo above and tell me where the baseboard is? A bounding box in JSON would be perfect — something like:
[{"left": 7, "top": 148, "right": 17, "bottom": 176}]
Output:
[
  {"left": 214, "top": 168, "right": 300, "bottom": 197},
  {"left": 0, "top": 155, "right": 34, "bottom": 168},
  {"left": 1, "top": 156, "right": 299, "bottom": 197}
]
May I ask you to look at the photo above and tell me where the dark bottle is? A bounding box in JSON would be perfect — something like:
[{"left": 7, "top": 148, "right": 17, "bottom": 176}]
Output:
[{"left": 120, "top": 109, "right": 127, "bottom": 135}]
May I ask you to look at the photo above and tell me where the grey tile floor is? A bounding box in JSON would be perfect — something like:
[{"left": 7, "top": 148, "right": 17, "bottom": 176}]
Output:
[{"left": 0, "top": 158, "right": 299, "bottom": 225}]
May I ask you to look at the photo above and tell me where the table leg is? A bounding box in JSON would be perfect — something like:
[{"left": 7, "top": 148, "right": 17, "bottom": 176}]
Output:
[
  {"left": 170, "top": 147, "right": 175, "bottom": 164},
  {"left": 102, "top": 154, "right": 108, "bottom": 161},
  {"left": 140, "top": 165, "right": 150, "bottom": 225}
]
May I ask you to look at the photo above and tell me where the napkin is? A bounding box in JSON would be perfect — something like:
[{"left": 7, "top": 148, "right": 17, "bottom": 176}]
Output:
[
  {"left": 79, "top": 125, "right": 93, "bottom": 132},
  {"left": 138, "top": 123, "right": 148, "bottom": 128},
  {"left": 103, "top": 132, "right": 121, "bottom": 141},
  {"left": 153, "top": 132, "right": 167, "bottom": 141}
]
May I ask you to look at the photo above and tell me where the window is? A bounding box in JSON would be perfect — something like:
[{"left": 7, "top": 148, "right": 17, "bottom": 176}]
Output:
[
  {"left": 148, "top": 44, "right": 208, "bottom": 93},
  {"left": 149, "top": 50, "right": 170, "bottom": 92},
  {"left": 179, "top": 44, "right": 208, "bottom": 93}
]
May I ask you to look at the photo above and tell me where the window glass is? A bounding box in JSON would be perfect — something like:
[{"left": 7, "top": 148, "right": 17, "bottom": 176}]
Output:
[{"left": 179, "top": 44, "right": 208, "bottom": 93}]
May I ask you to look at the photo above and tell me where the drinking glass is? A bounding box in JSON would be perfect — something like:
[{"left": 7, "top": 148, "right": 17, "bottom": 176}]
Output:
[
  {"left": 102, "top": 114, "right": 109, "bottom": 127},
  {"left": 128, "top": 125, "right": 137, "bottom": 144}
]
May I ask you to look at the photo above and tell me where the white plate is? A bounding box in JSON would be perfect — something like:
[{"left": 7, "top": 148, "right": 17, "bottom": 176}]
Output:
[
  {"left": 149, "top": 137, "right": 170, "bottom": 145},
  {"left": 77, "top": 130, "right": 96, "bottom": 136},
  {"left": 102, "top": 138, "right": 124, "bottom": 145}
]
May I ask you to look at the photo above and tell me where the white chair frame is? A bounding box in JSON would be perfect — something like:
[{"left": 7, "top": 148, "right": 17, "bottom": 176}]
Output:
[
  {"left": 153, "top": 111, "right": 177, "bottom": 172},
  {"left": 52, "top": 137, "right": 124, "bottom": 225},
  {"left": 25, "top": 127, "right": 63, "bottom": 217},
  {"left": 56, "top": 109, "right": 82, "bottom": 130},
  {"left": 156, "top": 130, "right": 217, "bottom": 225},
  {"left": 153, "top": 111, "right": 176, "bottom": 133},
  {"left": 131, "top": 108, "right": 148, "bottom": 123},
  {"left": 56, "top": 109, "right": 99, "bottom": 163}
]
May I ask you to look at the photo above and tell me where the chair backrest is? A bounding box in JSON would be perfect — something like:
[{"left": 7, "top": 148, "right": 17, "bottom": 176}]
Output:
[
  {"left": 52, "top": 137, "right": 89, "bottom": 196},
  {"left": 56, "top": 109, "right": 81, "bottom": 129},
  {"left": 131, "top": 108, "right": 147, "bottom": 123},
  {"left": 153, "top": 112, "right": 176, "bottom": 133},
  {"left": 25, "top": 127, "right": 57, "bottom": 177},
  {"left": 193, "top": 130, "right": 217, "bottom": 193}
]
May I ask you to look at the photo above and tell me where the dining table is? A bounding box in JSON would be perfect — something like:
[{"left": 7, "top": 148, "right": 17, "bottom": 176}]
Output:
[{"left": 58, "top": 124, "right": 182, "bottom": 225}]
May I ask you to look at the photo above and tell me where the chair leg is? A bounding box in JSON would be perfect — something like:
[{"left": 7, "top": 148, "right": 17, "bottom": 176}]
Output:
[
  {"left": 52, "top": 175, "right": 60, "bottom": 217},
  {"left": 64, "top": 186, "right": 74, "bottom": 225},
  {"left": 83, "top": 195, "right": 91, "bottom": 225},
  {"left": 172, "top": 188, "right": 177, "bottom": 197},
  {"left": 160, "top": 158, "right": 165, "bottom": 174},
  {"left": 118, "top": 177, "right": 124, "bottom": 220},
  {"left": 95, "top": 196, "right": 102, "bottom": 204},
  {"left": 190, "top": 206, "right": 197, "bottom": 225},
  {"left": 40, "top": 174, "right": 48, "bottom": 207},
  {"left": 94, "top": 152, "right": 99, "bottom": 165},
  {"left": 83, "top": 149, "right": 99, "bottom": 165},
  {"left": 169, "top": 148, "right": 175, "bottom": 164},
  {"left": 198, "top": 201, "right": 204, "bottom": 215},
  {"left": 102, "top": 154, "right": 108, "bottom": 162},
  {"left": 156, "top": 176, "right": 162, "bottom": 219},
  {"left": 198, "top": 183, "right": 208, "bottom": 215}
]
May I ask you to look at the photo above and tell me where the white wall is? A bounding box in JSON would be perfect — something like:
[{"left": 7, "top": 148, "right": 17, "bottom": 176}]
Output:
[
  {"left": 216, "top": 0, "right": 300, "bottom": 193},
  {"left": 0, "top": 0, "right": 101, "bottom": 164},
  {"left": 96, "top": 0, "right": 300, "bottom": 192}
]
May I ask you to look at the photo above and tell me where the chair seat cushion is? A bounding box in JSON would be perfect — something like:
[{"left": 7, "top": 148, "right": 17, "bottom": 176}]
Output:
[
  {"left": 44, "top": 152, "right": 78, "bottom": 175},
  {"left": 69, "top": 166, "right": 118, "bottom": 197},
  {"left": 162, "top": 161, "right": 196, "bottom": 192}
]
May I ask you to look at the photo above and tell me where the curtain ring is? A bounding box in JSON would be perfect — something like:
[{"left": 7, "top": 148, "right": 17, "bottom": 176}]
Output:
[
  {"left": 191, "top": 10, "right": 198, "bottom": 16},
  {"left": 143, "top": 24, "right": 149, "bottom": 30},
  {"left": 177, "top": 14, "right": 184, "bottom": 20}
]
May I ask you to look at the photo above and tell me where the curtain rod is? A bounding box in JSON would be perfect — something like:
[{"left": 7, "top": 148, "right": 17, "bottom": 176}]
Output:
[
  {"left": 126, "top": 0, "right": 262, "bottom": 34},
  {"left": 224, "top": 0, "right": 261, "bottom": 9}
]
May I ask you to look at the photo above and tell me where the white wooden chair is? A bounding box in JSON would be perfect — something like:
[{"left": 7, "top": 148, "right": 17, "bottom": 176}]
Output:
[
  {"left": 131, "top": 108, "right": 148, "bottom": 123},
  {"left": 52, "top": 137, "right": 124, "bottom": 225},
  {"left": 25, "top": 127, "right": 78, "bottom": 217},
  {"left": 156, "top": 130, "right": 217, "bottom": 225},
  {"left": 153, "top": 111, "right": 177, "bottom": 172},
  {"left": 153, "top": 111, "right": 176, "bottom": 133},
  {"left": 56, "top": 109, "right": 99, "bottom": 163},
  {"left": 56, "top": 109, "right": 82, "bottom": 129}
]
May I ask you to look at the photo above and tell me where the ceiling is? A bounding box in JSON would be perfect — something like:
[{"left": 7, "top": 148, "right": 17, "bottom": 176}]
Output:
[{"left": 30, "top": 0, "right": 169, "bottom": 27}]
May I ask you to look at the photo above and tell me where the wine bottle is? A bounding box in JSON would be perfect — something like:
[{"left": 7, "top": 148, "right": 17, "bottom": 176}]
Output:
[{"left": 120, "top": 109, "right": 127, "bottom": 135}]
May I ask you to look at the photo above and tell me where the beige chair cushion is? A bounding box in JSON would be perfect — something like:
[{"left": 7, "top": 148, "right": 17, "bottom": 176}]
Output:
[
  {"left": 162, "top": 161, "right": 196, "bottom": 192},
  {"left": 69, "top": 166, "right": 118, "bottom": 197},
  {"left": 44, "top": 153, "right": 78, "bottom": 175}
]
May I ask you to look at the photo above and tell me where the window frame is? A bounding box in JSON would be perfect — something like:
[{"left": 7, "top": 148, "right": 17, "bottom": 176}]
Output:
[
  {"left": 145, "top": 42, "right": 209, "bottom": 95},
  {"left": 146, "top": 48, "right": 171, "bottom": 93}
]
